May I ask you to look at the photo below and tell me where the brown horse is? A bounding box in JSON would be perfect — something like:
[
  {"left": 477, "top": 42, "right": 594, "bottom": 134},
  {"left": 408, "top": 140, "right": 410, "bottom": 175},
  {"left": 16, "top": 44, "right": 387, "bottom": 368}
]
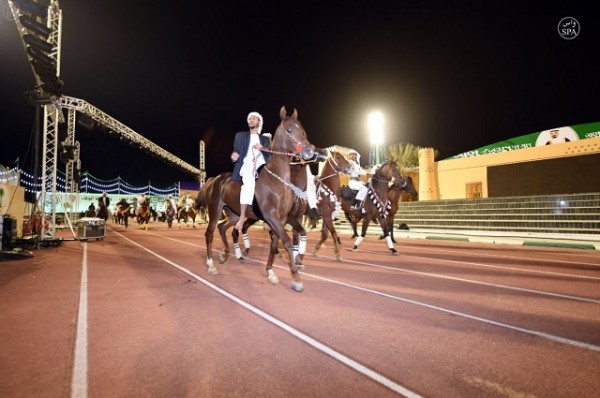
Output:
[
  {"left": 177, "top": 206, "right": 198, "bottom": 228},
  {"left": 346, "top": 173, "right": 418, "bottom": 243},
  {"left": 114, "top": 199, "right": 133, "bottom": 227},
  {"left": 97, "top": 201, "right": 109, "bottom": 222},
  {"left": 137, "top": 199, "right": 151, "bottom": 229},
  {"left": 379, "top": 176, "right": 418, "bottom": 242},
  {"left": 311, "top": 149, "right": 354, "bottom": 260},
  {"left": 203, "top": 106, "right": 315, "bottom": 292},
  {"left": 340, "top": 160, "right": 406, "bottom": 255},
  {"left": 165, "top": 203, "right": 176, "bottom": 229}
]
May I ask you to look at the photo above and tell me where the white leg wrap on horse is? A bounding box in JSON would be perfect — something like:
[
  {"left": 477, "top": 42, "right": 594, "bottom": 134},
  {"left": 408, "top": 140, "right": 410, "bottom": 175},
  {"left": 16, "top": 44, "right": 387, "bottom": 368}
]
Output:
[
  {"left": 354, "top": 236, "right": 364, "bottom": 247},
  {"left": 299, "top": 235, "right": 307, "bottom": 254},
  {"left": 386, "top": 235, "right": 394, "bottom": 249},
  {"left": 206, "top": 258, "right": 214, "bottom": 268},
  {"left": 293, "top": 245, "right": 299, "bottom": 260},
  {"left": 234, "top": 243, "right": 242, "bottom": 259},
  {"left": 243, "top": 234, "right": 250, "bottom": 249},
  {"left": 306, "top": 167, "right": 317, "bottom": 209}
]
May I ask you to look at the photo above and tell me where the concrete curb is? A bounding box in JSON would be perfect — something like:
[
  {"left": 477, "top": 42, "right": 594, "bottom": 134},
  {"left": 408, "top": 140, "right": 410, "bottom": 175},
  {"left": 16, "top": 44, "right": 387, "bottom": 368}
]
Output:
[
  {"left": 264, "top": 222, "right": 600, "bottom": 251},
  {"left": 401, "top": 233, "right": 600, "bottom": 250}
]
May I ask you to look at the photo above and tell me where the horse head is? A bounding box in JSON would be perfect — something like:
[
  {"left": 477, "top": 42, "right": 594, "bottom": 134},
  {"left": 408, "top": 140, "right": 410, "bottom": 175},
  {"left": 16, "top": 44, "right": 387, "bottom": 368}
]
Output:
[
  {"left": 273, "top": 106, "right": 315, "bottom": 160},
  {"left": 375, "top": 160, "right": 403, "bottom": 185},
  {"left": 327, "top": 148, "right": 354, "bottom": 175},
  {"left": 397, "top": 176, "right": 418, "bottom": 199}
]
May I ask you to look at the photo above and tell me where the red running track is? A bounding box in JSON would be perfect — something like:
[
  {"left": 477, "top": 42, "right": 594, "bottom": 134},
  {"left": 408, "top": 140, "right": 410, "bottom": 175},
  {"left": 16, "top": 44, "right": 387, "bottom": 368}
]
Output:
[{"left": 1, "top": 220, "right": 599, "bottom": 397}]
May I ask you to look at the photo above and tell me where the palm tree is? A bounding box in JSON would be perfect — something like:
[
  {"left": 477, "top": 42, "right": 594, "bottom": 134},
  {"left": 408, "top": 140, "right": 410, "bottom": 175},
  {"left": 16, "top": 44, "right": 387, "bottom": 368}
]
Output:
[{"left": 386, "top": 142, "right": 438, "bottom": 170}]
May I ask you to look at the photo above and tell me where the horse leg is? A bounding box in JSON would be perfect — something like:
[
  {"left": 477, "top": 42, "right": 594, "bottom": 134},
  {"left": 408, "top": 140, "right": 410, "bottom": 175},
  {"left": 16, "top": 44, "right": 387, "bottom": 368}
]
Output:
[
  {"left": 379, "top": 218, "right": 397, "bottom": 255},
  {"left": 288, "top": 217, "right": 306, "bottom": 268},
  {"left": 352, "top": 219, "right": 370, "bottom": 252},
  {"left": 265, "top": 235, "right": 280, "bottom": 285},
  {"left": 389, "top": 218, "right": 397, "bottom": 243},
  {"left": 344, "top": 212, "right": 358, "bottom": 238},
  {"left": 313, "top": 222, "right": 329, "bottom": 256},
  {"left": 323, "top": 215, "right": 343, "bottom": 261},
  {"left": 269, "top": 223, "right": 303, "bottom": 292},
  {"left": 242, "top": 225, "right": 251, "bottom": 256},
  {"left": 205, "top": 216, "right": 220, "bottom": 275},
  {"left": 231, "top": 227, "right": 246, "bottom": 263},
  {"left": 217, "top": 219, "right": 231, "bottom": 264}
]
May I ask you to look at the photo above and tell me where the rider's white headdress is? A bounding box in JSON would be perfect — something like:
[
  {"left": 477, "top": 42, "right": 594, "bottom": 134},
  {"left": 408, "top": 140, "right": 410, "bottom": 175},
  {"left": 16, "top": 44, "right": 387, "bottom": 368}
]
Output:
[{"left": 247, "top": 111, "right": 263, "bottom": 134}]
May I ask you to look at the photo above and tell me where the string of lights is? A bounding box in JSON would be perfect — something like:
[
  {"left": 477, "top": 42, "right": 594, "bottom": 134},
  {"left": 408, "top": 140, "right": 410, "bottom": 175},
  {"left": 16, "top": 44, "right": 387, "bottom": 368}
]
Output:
[{"left": 1, "top": 167, "right": 179, "bottom": 196}]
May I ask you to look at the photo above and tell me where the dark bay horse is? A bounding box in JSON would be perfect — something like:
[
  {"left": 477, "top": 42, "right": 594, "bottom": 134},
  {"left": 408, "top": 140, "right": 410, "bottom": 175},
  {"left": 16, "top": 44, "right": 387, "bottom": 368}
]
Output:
[
  {"left": 340, "top": 160, "right": 406, "bottom": 255},
  {"left": 165, "top": 203, "right": 176, "bottom": 229},
  {"left": 97, "top": 201, "right": 109, "bottom": 222},
  {"left": 311, "top": 149, "right": 354, "bottom": 260},
  {"left": 380, "top": 176, "right": 418, "bottom": 242},
  {"left": 346, "top": 173, "right": 418, "bottom": 243},
  {"left": 114, "top": 199, "right": 133, "bottom": 227},
  {"left": 177, "top": 206, "right": 198, "bottom": 228},
  {"left": 137, "top": 199, "right": 151, "bottom": 230},
  {"left": 203, "top": 106, "right": 315, "bottom": 292}
]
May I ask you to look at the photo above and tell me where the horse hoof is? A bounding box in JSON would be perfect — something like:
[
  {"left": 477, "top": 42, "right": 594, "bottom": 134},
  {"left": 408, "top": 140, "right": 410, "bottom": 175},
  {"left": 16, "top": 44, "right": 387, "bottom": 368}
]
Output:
[
  {"left": 267, "top": 269, "right": 279, "bottom": 284},
  {"left": 291, "top": 281, "right": 304, "bottom": 292},
  {"left": 208, "top": 266, "right": 218, "bottom": 275},
  {"left": 352, "top": 246, "right": 358, "bottom": 252},
  {"left": 243, "top": 249, "right": 250, "bottom": 256},
  {"left": 391, "top": 249, "right": 398, "bottom": 256},
  {"left": 312, "top": 251, "right": 319, "bottom": 257},
  {"left": 336, "top": 255, "right": 343, "bottom": 262},
  {"left": 237, "top": 257, "right": 246, "bottom": 264},
  {"left": 218, "top": 253, "right": 228, "bottom": 264}
]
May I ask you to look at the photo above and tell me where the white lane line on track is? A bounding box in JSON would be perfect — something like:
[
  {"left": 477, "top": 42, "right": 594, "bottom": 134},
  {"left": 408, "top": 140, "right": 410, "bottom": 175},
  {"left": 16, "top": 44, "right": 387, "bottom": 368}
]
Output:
[
  {"left": 71, "top": 243, "right": 88, "bottom": 398},
  {"left": 163, "top": 230, "right": 600, "bottom": 303},
  {"left": 355, "top": 247, "right": 600, "bottom": 281},
  {"left": 293, "top": 266, "right": 600, "bottom": 353},
  {"left": 113, "top": 231, "right": 423, "bottom": 398},
  {"left": 339, "top": 253, "right": 600, "bottom": 304},
  {"left": 131, "top": 231, "right": 600, "bottom": 352}
]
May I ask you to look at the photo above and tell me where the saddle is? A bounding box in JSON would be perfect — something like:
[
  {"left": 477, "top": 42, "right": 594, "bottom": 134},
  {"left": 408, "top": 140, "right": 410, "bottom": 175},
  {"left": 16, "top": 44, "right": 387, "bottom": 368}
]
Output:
[{"left": 340, "top": 185, "right": 358, "bottom": 201}]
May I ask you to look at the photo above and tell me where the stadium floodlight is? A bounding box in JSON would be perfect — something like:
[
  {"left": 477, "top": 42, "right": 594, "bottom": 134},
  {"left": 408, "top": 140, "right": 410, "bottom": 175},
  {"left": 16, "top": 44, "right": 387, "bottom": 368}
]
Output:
[{"left": 368, "top": 111, "right": 384, "bottom": 164}]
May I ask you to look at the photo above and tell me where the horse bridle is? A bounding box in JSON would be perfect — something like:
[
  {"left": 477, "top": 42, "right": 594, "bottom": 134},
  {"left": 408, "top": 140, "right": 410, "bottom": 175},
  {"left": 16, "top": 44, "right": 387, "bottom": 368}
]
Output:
[
  {"left": 260, "top": 122, "right": 313, "bottom": 160},
  {"left": 318, "top": 150, "right": 347, "bottom": 182}
]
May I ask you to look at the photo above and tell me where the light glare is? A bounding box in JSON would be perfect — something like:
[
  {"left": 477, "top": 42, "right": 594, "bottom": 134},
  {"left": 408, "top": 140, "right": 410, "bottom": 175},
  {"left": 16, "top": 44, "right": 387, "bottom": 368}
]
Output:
[{"left": 368, "top": 111, "right": 384, "bottom": 145}]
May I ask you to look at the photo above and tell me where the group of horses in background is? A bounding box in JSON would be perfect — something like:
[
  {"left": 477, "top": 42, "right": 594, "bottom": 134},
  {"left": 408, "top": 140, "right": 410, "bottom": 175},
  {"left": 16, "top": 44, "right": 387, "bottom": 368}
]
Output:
[
  {"left": 84, "top": 195, "right": 201, "bottom": 230},
  {"left": 196, "top": 106, "right": 418, "bottom": 292}
]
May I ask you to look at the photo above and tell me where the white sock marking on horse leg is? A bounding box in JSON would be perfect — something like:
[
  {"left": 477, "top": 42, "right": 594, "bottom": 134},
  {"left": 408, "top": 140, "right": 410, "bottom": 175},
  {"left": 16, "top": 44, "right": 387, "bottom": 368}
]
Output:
[
  {"left": 234, "top": 243, "right": 242, "bottom": 259},
  {"left": 354, "top": 236, "right": 364, "bottom": 247},
  {"left": 299, "top": 235, "right": 307, "bottom": 255},
  {"left": 386, "top": 235, "right": 394, "bottom": 249}
]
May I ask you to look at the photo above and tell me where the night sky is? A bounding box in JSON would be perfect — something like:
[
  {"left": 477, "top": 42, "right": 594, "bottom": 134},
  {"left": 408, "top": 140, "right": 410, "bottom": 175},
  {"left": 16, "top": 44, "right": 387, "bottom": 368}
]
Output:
[{"left": 1, "top": 1, "right": 598, "bottom": 187}]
